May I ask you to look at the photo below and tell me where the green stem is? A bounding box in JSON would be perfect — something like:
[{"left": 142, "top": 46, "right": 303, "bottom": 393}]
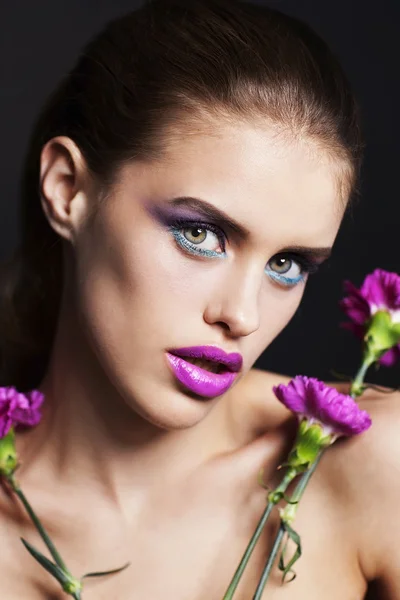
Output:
[
  {"left": 252, "top": 525, "right": 285, "bottom": 600},
  {"left": 251, "top": 360, "right": 372, "bottom": 597},
  {"left": 350, "top": 353, "right": 375, "bottom": 397},
  {"left": 251, "top": 453, "right": 323, "bottom": 597},
  {"left": 7, "top": 474, "right": 69, "bottom": 574},
  {"left": 221, "top": 468, "right": 297, "bottom": 600},
  {"left": 286, "top": 452, "right": 323, "bottom": 507}
]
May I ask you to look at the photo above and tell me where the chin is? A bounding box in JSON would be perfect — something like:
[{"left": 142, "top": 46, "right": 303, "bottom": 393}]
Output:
[{"left": 117, "top": 374, "right": 220, "bottom": 431}]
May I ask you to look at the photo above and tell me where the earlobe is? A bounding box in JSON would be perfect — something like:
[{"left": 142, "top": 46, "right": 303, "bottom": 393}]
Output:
[{"left": 39, "top": 135, "right": 90, "bottom": 243}]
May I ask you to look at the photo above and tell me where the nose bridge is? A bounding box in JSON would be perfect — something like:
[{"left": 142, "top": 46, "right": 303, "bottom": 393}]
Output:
[{"left": 204, "top": 259, "right": 262, "bottom": 337}]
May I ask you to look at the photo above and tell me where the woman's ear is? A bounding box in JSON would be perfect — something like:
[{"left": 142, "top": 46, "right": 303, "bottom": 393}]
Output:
[{"left": 39, "top": 135, "right": 93, "bottom": 244}]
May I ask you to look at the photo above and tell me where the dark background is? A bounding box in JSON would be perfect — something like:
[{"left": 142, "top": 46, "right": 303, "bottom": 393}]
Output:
[{"left": 1, "top": 0, "right": 399, "bottom": 387}]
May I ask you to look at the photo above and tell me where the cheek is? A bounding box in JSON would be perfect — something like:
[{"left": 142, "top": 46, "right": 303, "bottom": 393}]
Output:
[
  {"left": 249, "top": 283, "right": 306, "bottom": 361},
  {"left": 72, "top": 218, "right": 222, "bottom": 356}
]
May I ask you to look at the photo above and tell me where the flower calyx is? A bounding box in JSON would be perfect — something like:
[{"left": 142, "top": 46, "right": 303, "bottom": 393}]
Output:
[
  {"left": 285, "top": 419, "right": 333, "bottom": 473},
  {"left": 0, "top": 428, "right": 19, "bottom": 477}
]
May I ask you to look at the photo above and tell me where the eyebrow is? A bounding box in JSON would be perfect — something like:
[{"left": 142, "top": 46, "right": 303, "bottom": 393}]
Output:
[
  {"left": 167, "top": 196, "right": 333, "bottom": 261},
  {"left": 168, "top": 195, "right": 249, "bottom": 236}
]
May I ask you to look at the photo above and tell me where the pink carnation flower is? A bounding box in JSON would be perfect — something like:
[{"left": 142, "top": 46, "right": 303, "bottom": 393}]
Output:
[
  {"left": 273, "top": 375, "right": 372, "bottom": 438},
  {"left": 0, "top": 386, "right": 44, "bottom": 438},
  {"left": 340, "top": 268, "right": 400, "bottom": 366}
]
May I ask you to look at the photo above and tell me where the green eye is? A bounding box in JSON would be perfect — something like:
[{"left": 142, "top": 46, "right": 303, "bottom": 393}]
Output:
[
  {"left": 183, "top": 227, "right": 208, "bottom": 245},
  {"left": 265, "top": 254, "right": 305, "bottom": 287},
  {"left": 269, "top": 256, "right": 294, "bottom": 275},
  {"left": 169, "top": 220, "right": 227, "bottom": 259}
]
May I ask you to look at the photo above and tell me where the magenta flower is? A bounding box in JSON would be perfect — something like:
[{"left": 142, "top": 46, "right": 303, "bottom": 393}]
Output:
[
  {"left": 273, "top": 376, "right": 372, "bottom": 439},
  {"left": 340, "top": 268, "right": 400, "bottom": 366},
  {"left": 0, "top": 386, "right": 44, "bottom": 438}
]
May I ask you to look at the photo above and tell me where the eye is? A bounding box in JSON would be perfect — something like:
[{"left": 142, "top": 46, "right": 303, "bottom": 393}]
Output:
[
  {"left": 266, "top": 253, "right": 319, "bottom": 287},
  {"left": 169, "top": 220, "right": 227, "bottom": 258}
]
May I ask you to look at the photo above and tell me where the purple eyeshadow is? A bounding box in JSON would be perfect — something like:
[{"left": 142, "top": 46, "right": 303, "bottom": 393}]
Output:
[{"left": 146, "top": 202, "right": 210, "bottom": 227}]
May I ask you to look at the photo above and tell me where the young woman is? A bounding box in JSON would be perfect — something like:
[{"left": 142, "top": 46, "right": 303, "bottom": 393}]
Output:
[{"left": 0, "top": 0, "right": 399, "bottom": 598}]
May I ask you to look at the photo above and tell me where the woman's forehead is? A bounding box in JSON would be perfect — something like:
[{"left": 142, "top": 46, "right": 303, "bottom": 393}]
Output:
[{"left": 114, "top": 121, "right": 347, "bottom": 247}]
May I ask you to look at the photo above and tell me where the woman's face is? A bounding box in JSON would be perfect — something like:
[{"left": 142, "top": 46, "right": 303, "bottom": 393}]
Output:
[{"left": 66, "top": 121, "right": 347, "bottom": 429}]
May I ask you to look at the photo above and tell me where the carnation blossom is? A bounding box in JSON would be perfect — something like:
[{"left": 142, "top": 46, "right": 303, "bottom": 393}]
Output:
[
  {"left": 273, "top": 375, "right": 372, "bottom": 439},
  {"left": 340, "top": 268, "right": 400, "bottom": 366},
  {"left": 0, "top": 386, "right": 44, "bottom": 438}
]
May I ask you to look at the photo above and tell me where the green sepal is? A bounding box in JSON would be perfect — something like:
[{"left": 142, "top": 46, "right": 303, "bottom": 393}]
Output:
[
  {"left": 20, "top": 537, "right": 70, "bottom": 586},
  {"left": 82, "top": 561, "right": 131, "bottom": 579},
  {"left": 0, "top": 428, "right": 18, "bottom": 477},
  {"left": 365, "top": 311, "right": 400, "bottom": 357},
  {"left": 287, "top": 421, "right": 332, "bottom": 472},
  {"left": 278, "top": 523, "right": 302, "bottom": 583}
]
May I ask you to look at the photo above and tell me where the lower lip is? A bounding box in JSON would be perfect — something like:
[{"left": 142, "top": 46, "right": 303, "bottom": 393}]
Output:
[{"left": 166, "top": 353, "right": 238, "bottom": 399}]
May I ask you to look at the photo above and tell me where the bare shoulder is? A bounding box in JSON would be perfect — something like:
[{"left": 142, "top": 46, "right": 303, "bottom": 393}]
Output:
[
  {"left": 231, "top": 369, "right": 400, "bottom": 594},
  {"left": 324, "top": 386, "right": 400, "bottom": 487},
  {"left": 226, "top": 368, "right": 293, "bottom": 443},
  {"left": 231, "top": 367, "right": 292, "bottom": 413},
  {"left": 318, "top": 387, "right": 400, "bottom": 583}
]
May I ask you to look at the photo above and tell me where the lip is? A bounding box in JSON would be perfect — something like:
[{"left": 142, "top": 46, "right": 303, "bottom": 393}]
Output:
[
  {"left": 166, "top": 346, "right": 243, "bottom": 399},
  {"left": 167, "top": 346, "right": 243, "bottom": 372}
]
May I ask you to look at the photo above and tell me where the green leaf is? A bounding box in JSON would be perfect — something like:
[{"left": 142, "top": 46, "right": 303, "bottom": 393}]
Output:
[
  {"left": 278, "top": 523, "right": 302, "bottom": 583},
  {"left": 282, "top": 494, "right": 299, "bottom": 505},
  {"left": 20, "top": 538, "right": 70, "bottom": 586},
  {"left": 82, "top": 561, "right": 131, "bottom": 579},
  {"left": 12, "top": 486, "right": 68, "bottom": 572},
  {"left": 257, "top": 467, "right": 270, "bottom": 491}
]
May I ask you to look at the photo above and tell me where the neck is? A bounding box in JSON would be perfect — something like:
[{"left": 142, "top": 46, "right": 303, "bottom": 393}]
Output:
[{"left": 17, "top": 297, "right": 235, "bottom": 513}]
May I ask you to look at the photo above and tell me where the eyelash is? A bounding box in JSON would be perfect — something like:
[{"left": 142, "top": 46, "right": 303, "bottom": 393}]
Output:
[{"left": 168, "top": 219, "right": 320, "bottom": 287}]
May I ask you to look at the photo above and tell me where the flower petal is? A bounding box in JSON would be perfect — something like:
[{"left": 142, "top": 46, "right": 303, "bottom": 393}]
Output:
[
  {"left": 339, "top": 280, "right": 371, "bottom": 325},
  {"left": 273, "top": 375, "right": 372, "bottom": 438},
  {"left": 361, "top": 269, "right": 400, "bottom": 312},
  {"left": 12, "top": 390, "right": 45, "bottom": 429},
  {"left": 379, "top": 344, "right": 400, "bottom": 366},
  {"left": 273, "top": 376, "right": 308, "bottom": 414},
  {"left": 0, "top": 386, "right": 44, "bottom": 437}
]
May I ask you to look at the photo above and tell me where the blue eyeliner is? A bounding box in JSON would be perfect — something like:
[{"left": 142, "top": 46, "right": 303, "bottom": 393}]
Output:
[{"left": 266, "top": 269, "right": 305, "bottom": 287}]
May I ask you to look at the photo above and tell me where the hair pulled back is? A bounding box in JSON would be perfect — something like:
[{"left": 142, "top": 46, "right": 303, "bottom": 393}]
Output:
[{"left": 0, "top": 0, "right": 364, "bottom": 390}]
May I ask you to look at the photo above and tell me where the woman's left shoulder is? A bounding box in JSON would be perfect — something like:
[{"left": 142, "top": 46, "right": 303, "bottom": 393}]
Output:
[
  {"left": 328, "top": 385, "right": 400, "bottom": 476},
  {"left": 226, "top": 368, "right": 293, "bottom": 444},
  {"left": 320, "top": 386, "right": 400, "bottom": 584}
]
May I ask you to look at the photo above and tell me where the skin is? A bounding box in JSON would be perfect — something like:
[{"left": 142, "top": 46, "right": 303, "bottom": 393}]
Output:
[{"left": 1, "top": 119, "right": 399, "bottom": 599}]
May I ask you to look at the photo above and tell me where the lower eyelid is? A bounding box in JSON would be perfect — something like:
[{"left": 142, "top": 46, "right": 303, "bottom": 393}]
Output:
[
  {"left": 171, "top": 228, "right": 225, "bottom": 258},
  {"left": 266, "top": 269, "right": 305, "bottom": 286}
]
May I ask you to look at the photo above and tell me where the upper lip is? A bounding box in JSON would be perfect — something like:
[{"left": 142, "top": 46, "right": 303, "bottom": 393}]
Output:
[{"left": 168, "top": 346, "right": 243, "bottom": 373}]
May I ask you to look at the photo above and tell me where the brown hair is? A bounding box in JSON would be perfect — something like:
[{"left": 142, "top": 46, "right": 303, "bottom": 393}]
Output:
[{"left": 0, "top": 0, "right": 364, "bottom": 391}]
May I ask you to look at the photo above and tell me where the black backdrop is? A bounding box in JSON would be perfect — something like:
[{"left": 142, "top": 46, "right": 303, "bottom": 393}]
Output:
[{"left": 1, "top": 0, "right": 399, "bottom": 387}]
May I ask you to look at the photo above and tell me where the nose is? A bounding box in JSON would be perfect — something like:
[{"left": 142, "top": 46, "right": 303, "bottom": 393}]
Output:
[{"left": 203, "top": 262, "right": 262, "bottom": 338}]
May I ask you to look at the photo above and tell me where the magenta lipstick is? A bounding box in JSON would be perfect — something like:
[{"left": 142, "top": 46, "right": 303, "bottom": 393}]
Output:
[{"left": 166, "top": 346, "right": 243, "bottom": 399}]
